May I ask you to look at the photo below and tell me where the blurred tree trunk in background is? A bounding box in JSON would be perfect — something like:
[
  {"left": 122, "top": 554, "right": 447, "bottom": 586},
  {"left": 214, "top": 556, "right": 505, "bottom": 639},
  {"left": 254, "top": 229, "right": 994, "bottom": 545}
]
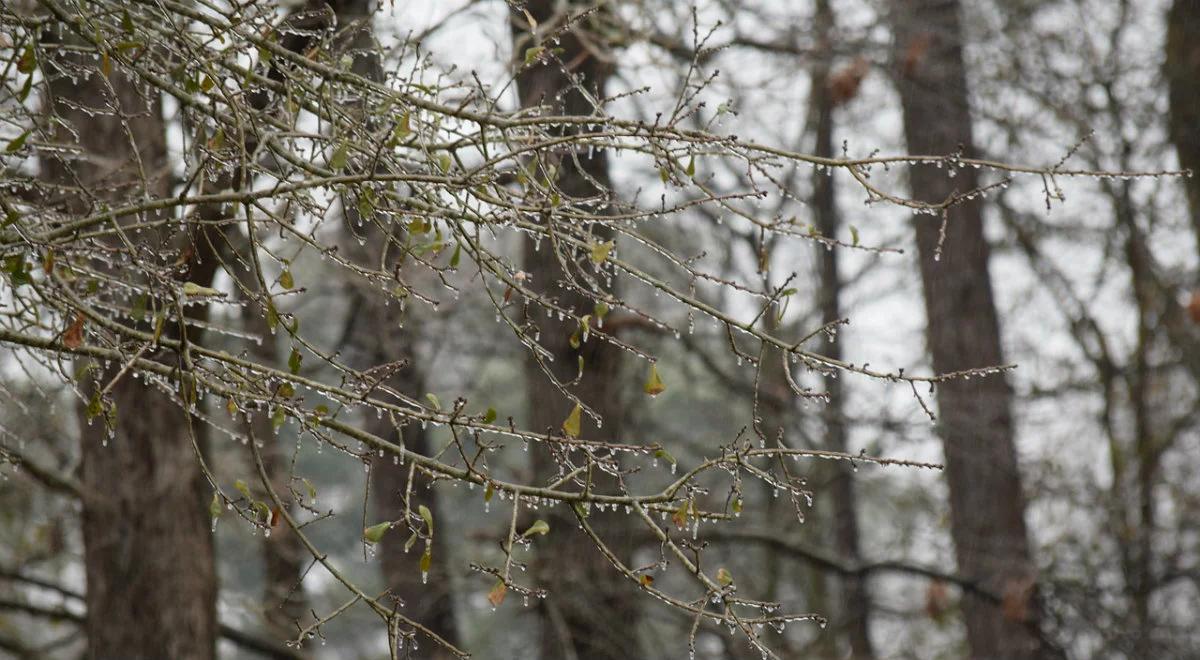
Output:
[
  {"left": 246, "top": 323, "right": 311, "bottom": 642},
  {"left": 811, "top": 1, "right": 873, "bottom": 657},
  {"left": 888, "top": 0, "right": 1043, "bottom": 657},
  {"left": 1166, "top": 0, "right": 1200, "bottom": 254},
  {"left": 511, "top": 2, "right": 640, "bottom": 658},
  {"left": 315, "top": 0, "right": 460, "bottom": 651},
  {"left": 40, "top": 32, "right": 218, "bottom": 660}
]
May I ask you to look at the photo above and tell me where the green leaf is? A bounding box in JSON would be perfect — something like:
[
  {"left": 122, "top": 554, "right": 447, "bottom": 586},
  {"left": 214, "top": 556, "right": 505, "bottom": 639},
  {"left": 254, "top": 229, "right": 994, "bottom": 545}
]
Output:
[
  {"left": 152, "top": 310, "right": 166, "bottom": 343},
  {"left": 593, "top": 301, "right": 609, "bottom": 321},
  {"left": 271, "top": 407, "right": 286, "bottom": 431},
  {"left": 484, "top": 482, "right": 495, "bottom": 502},
  {"left": 303, "top": 478, "right": 317, "bottom": 501},
  {"left": 363, "top": 522, "right": 391, "bottom": 544},
  {"left": 404, "top": 532, "right": 418, "bottom": 553},
  {"left": 130, "top": 294, "right": 147, "bottom": 322},
  {"left": 522, "top": 519, "right": 550, "bottom": 537},
  {"left": 17, "top": 74, "right": 32, "bottom": 103},
  {"left": 288, "top": 347, "right": 302, "bottom": 374},
  {"left": 850, "top": 225, "right": 860, "bottom": 247},
  {"left": 654, "top": 448, "right": 676, "bottom": 465},
  {"left": 644, "top": 363, "right": 666, "bottom": 397},
  {"left": 357, "top": 188, "right": 375, "bottom": 218},
  {"left": 276, "top": 382, "right": 295, "bottom": 398},
  {"left": 561, "top": 403, "right": 582, "bottom": 438},
  {"left": 329, "top": 141, "right": 349, "bottom": 171},
  {"left": 717, "top": 567, "right": 733, "bottom": 586},
  {"left": 313, "top": 404, "right": 329, "bottom": 417},
  {"left": 209, "top": 493, "right": 222, "bottom": 519},
  {"left": 524, "top": 45, "right": 545, "bottom": 65},
  {"left": 279, "top": 269, "right": 294, "bottom": 289},
  {"left": 182, "top": 282, "right": 222, "bottom": 297},
  {"left": 437, "top": 153, "right": 452, "bottom": 173},
  {"left": 419, "top": 547, "right": 432, "bottom": 573},
  {"left": 449, "top": 243, "right": 461, "bottom": 268},
  {"left": 266, "top": 302, "right": 279, "bottom": 333},
  {"left": 389, "top": 111, "right": 412, "bottom": 146},
  {"left": 418, "top": 504, "right": 434, "bottom": 534},
  {"left": 5, "top": 129, "right": 32, "bottom": 153},
  {"left": 85, "top": 391, "right": 103, "bottom": 421},
  {"left": 686, "top": 155, "right": 696, "bottom": 177},
  {"left": 425, "top": 393, "right": 441, "bottom": 410},
  {"left": 121, "top": 9, "right": 135, "bottom": 34},
  {"left": 234, "top": 479, "right": 251, "bottom": 499},
  {"left": 660, "top": 166, "right": 670, "bottom": 183},
  {"left": 732, "top": 497, "right": 743, "bottom": 513},
  {"left": 16, "top": 45, "right": 36, "bottom": 74},
  {"left": 482, "top": 407, "right": 497, "bottom": 424},
  {"left": 590, "top": 241, "right": 614, "bottom": 265}
]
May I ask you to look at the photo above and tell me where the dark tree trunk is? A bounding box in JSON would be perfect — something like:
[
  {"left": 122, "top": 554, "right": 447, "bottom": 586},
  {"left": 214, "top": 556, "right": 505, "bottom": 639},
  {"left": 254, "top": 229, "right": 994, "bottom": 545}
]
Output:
[
  {"left": 40, "top": 35, "right": 218, "bottom": 660},
  {"left": 887, "top": 1, "right": 1043, "bottom": 657},
  {"left": 315, "top": 0, "right": 459, "bottom": 651},
  {"left": 511, "top": 2, "right": 639, "bottom": 658},
  {"left": 812, "top": 2, "right": 873, "bottom": 656},
  {"left": 1166, "top": 0, "right": 1200, "bottom": 255}
]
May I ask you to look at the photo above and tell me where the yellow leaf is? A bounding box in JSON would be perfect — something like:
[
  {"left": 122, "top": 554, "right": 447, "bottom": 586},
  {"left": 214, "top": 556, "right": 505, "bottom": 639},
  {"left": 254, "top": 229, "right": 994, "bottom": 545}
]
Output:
[
  {"left": 644, "top": 363, "right": 666, "bottom": 397},
  {"left": 589, "top": 241, "right": 614, "bottom": 264},
  {"left": 561, "top": 403, "right": 582, "bottom": 437}
]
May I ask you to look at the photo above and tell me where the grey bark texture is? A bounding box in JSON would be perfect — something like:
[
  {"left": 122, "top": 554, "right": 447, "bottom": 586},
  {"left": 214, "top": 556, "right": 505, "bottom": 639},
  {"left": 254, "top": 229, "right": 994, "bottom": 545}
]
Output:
[{"left": 888, "top": 1, "right": 1045, "bottom": 657}]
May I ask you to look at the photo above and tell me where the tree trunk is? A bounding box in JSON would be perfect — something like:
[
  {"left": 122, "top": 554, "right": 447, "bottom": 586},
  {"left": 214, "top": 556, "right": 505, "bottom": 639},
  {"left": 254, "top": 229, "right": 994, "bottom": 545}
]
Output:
[
  {"left": 1166, "top": 0, "right": 1200, "bottom": 255},
  {"left": 887, "top": 1, "right": 1042, "bottom": 657},
  {"left": 315, "top": 0, "right": 459, "bottom": 651},
  {"left": 812, "top": 2, "right": 873, "bottom": 656},
  {"left": 511, "top": 3, "right": 639, "bottom": 658},
  {"left": 40, "top": 32, "right": 218, "bottom": 660}
]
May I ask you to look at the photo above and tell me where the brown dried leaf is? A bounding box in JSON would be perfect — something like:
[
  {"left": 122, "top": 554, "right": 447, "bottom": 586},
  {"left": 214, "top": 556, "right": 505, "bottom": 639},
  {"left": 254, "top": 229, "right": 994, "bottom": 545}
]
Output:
[
  {"left": 925, "top": 579, "right": 950, "bottom": 621},
  {"left": 829, "top": 57, "right": 870, "bottom": 106},
  {"left": 63, "top": 311, "right": 85, "bottom": 349},
  {"left": 901, "top": 33, "right": 934, "bottom": 79},
  {"left": 1002, "top": 574, "right": 1036, "bottom": 622}
]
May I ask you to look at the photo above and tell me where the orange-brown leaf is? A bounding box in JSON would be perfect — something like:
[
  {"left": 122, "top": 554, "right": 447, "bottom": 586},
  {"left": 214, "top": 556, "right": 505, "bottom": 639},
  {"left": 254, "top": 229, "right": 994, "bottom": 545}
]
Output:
[
  {"left": 1187, "top": 290, "right": 1200, "bottom": 324},
  {"left": 63, "top": 311, "right": 85, "bottom": 349},
  {"left": 828, "top": 57, "right": 870, "bottom": 107},
  {"left": 925, "top": 579, "right": 949, "bottom": 621},
  {"left": 901, "top": 33, "right": 934, "bottom": 79},
  {"left": 1002, "top": 575, "right": 1036, "bottom": 622},
  {"left": 487, "top": 580, "right": 507, "bottom": 608}
]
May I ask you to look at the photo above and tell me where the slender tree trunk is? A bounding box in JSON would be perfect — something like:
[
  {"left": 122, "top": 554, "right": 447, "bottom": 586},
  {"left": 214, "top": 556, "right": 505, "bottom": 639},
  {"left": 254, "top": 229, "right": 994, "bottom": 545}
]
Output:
[
  {"left": 811, "top": 3, "right": 873, "bottom": 657},
  {"left": 1166, "top": 0, "right": 1200, "bottom": 255},
  {"left": 40, "top": 31, "right": 217, "bottom": 660},
  {"left": 315, "top": 0, "right": 459, "bottom": 650},
  {"left": 511, "top": 3, "right": 639, "bottom": 658},
  {"left": 887, "top": 1, "right": 1043, "bottom": 657}
]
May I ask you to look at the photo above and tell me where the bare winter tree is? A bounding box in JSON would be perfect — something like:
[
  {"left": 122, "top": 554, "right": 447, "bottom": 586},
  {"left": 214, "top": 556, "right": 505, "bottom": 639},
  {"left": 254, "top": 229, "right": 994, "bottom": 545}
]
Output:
[{"left": 0, "top": 1, "right": 1189, "bottom": 658}]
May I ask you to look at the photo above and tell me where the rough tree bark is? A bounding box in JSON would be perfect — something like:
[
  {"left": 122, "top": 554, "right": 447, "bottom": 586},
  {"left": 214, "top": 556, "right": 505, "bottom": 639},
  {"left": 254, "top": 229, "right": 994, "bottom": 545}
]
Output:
[
  {"left": 888, "top": 1, "right": 1043, "bottom": 657},
  {"left": 511, "top": 2, "right": 639, "bottom": 658},
  {"left": 39, "top": 29, "right": 218, "bottom": 660},
  {"left": 811, "top": 1, "right": 873, "bottom": 656},
  {"left": 1166, "top": 0, "right": 1200, "bottom": 254}
]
